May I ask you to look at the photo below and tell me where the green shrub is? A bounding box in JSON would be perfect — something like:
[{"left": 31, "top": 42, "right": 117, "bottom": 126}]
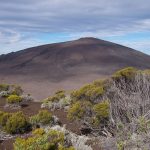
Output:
[
  {"left": 7, "top": 94, "right": 22, "bottom": 104},
  {"left": 137, "top": 117, "right": 150, "bottom": 134},
  {"left": 93, "top": 100, "right": 109, "bottom": 119},
  {"left": 0, "top": 111, "right": 5, "bottom": 126},
  {"left": 14, "top": 135, "right": 50, "bottom": 150},
  {"left": 0, "top": 111, "right": 11, "bottom": 127},
  {"left": 30, "top": 110, "right": 52, "bottom": 126},
  {"left": 58, "top": 145, "right": 75, "bottom": 150},
  {"left": 67, "top": 101, "right": 92, "bottom": 121},
  {"left": 90, "top": 117, "right": 100, "bottom": 127},
  {"left": 71, "top": 83, "right": 104, "bottom": 102},
  {"left": 13, "top": 129, "right": 74, "bottom": 150},
  {"left": 38, "top": 110, "right": 52, "bottom": 125},
  {"left": 112, "top": 67, "right": 137, "bottom": 79},
  {"left": 47, "top": 129, "right": 64, "bottom": 145},
  {"left": 48, "top": 96, "right": 59, "bottom": 102},
  {"left": 117, "top": 141, "right": 125, "bottom": 150},
  {"left": 0, "top": 111, "right": 30, "bottom": 134},
  {"left": 67, "top": 101, "right": 85, "bottom": 120},
  {"left": 11, "top": 85, "right": 23, "bottom": 96},
  {"left": 55, "top": 90, "right": 66, "bottom": 99},
  {"left": 29, "top": 115, "right": 39, "bottom": 126},
  {"left": 0, "top": 84, "right": 9, "bottom": 92},
  {"left": 93, "top": 79, "right": 108, "bottom": 86},
  {"left": 143, "top": 69, "right": 150, "bottom": 75},
  {"left": 5, "top": 111, "right": 29, "bottom": 134},
  {"left": 45, "top": 90, "right": 66, "bottom": 103},
  {"left": 32, "top": 128, "right": 45, "bottom": 135}
]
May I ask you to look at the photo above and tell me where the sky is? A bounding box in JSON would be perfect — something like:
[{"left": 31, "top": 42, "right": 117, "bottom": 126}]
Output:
[{"left": 0, "top": 0, "right": 150, "bottom": 55}]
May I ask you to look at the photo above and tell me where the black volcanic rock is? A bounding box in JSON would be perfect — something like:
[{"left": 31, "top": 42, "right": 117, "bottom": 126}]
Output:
[{"left": 0, "top": 37, "right": 150, "bottom": 100}]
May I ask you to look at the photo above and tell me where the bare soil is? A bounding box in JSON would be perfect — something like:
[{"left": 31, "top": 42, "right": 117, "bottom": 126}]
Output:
[
  {"left": 0, "top": 38, "right": 149, "bottom": 101},
  {"left": 0, "top": 98, "right": 81, "bottom": 150}
]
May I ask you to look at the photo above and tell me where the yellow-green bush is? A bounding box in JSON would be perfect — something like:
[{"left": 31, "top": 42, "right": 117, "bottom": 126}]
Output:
[
  {"left": 32, "top": 128, "right": 45, "bottom": 135},
  {"left": 67, "top": 101, "right": 92, "bottom": 121},
  {"left": 11, "top": 85, "right": 23, "bottom": 96},
  {"left": 71, "top": 83, "right": 104, "bottom": 102},
  {"left": 7, "top": 94, "right": 22, "bottom": 104},
  {"left": 14, "top": 135, "right": 50, "bottom": 150},
  {"left": 44, "top": 90, "right": 66, "bottom": 103},
  {"left": 0, "top": 111, "right": 30, "bottom": 134},
  {"left": 5, "top": 111, "right": 29, "bottom": 134},
  {"left": 58, "top": 145, "right": 75, "bottom": 150},
  {"left": 30, "top": 110, "right": 52, "bottom": 126},
  {"left": 142, "top": 69, "right": 150, "bottom": 75},
  {"left": 47, "top": 129, "right": 64, "bottom": 145},
  {"left": 29, "top": 114, "right": 39, "bottom": 126},
  {"left": 47, "top": 96, "right": 59, "bottom": 102},
  {"left": 112, "top": 67, "right": 137, "bottom": 79},
  {"left": 13, "top": 129, "right": 74, "bottom": 150},
  {"left": 137, "top": 117, "right": 150, "bottom": 134},
  {"left": 0, "top": 111, "right": 11, "bottom": 127},
  {"left": 0, "top": 84, "right": 9, "bottom": 92},
  {"left": 55, "top": 90, "right": 66, "bottom": 99},
  {"left": 93, "top": 79, "right": 108, "bottom": 87},
  {"left": 93, "top": 100, "right": 109, "bottom": 119},
  {"left": 67, "top": 101, "right": 85, "bottom": 120},
  {"left": 90, "top": 117, "right": 100, "bottom": 127},
  {"left": 37, "top": 110, "right": 52, "bottom": 125}
]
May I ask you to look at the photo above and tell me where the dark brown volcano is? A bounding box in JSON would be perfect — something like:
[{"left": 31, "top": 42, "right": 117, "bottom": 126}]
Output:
[{"left": 0, "top": 37, "right": 150, "bottom": 100}]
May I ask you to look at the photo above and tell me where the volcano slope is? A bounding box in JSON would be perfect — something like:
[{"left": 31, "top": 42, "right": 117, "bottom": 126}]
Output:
[{"left": 0, "top": 37, "right": 149, "bottom": 100}]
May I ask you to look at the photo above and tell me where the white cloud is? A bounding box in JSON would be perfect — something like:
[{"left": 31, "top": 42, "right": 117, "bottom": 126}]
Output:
[
  {"left": 0, "top": 29, "right": 21, "bottom": 44},
  {"left": 0, "top": 0, "right": 150, "bottom": 54}
]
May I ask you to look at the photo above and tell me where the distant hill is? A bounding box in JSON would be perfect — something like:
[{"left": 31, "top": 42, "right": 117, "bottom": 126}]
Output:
[{"left": 0, "top": 37, "right": 150, "bottom": 100}]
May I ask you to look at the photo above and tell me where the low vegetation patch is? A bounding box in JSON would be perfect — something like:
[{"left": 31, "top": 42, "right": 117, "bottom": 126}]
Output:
[
  {"left": 0, "top": 84, "right": 9, "bottom": 92},
  {"left": 42, "top": 90, "right": 72, "bottom": 110},
  {"left": 112, "top": 67, "right": 137, "bottom": 80},
  {"left": 0, "top": 84, "right": 34, "bottom": 110},
  {"left": 1, "top": 67, "right": 150, "bottom": 149},
  {"left": 14, "top": 128, "right": 75, "bottom": 150},
  {"left": 93, "top": 100, "right": 109, "bottom": 119},
  {"left": 0, "top": 111, "right": 30, "bottom": 134},
  {"left": 29, "top": 110, "right": 53, "bottom": 127},
  {"left": 7, "top": 94, "right": 22, "bottom": 104},
  {"left": 71, "top": 83, "right": 105, "bottom": 103}
]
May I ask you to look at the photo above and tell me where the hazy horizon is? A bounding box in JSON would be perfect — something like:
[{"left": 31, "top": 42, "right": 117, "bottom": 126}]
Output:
[{"left": 0, "top": 37, "right": 149, "bottom": 56}]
